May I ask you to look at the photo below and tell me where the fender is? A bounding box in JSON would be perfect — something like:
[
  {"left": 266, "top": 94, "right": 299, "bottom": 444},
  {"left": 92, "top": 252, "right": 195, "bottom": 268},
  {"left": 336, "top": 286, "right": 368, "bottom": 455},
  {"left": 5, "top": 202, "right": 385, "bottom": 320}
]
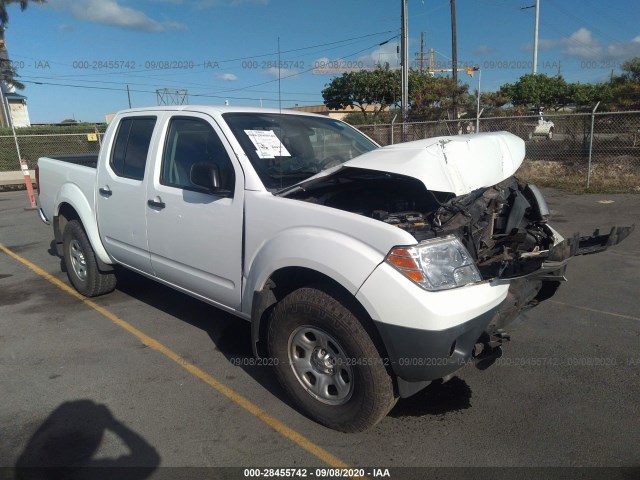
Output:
[
  {"left": 242, "top": 226, "right": 385, "bottom": 316},
  {"left": 55, "top": 182, "right": 112, "bottom": 266}
]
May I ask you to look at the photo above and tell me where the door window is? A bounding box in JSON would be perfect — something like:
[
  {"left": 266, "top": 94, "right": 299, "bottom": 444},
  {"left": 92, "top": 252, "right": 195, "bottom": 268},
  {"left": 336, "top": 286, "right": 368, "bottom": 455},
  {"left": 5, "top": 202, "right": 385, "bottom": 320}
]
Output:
[
  {"left": 161, "top": 117, "right": 235, "bottom": 195},
  {"left": 110, "top": 117, "right": 157, "bottom": 180}
]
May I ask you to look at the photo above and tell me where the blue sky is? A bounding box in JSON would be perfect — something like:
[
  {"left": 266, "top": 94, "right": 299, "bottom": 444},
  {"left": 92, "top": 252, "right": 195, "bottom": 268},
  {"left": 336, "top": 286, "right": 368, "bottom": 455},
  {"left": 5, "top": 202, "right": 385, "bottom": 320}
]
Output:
[{"left": 6, "top": 0, "right": 640, "bottom": 123}]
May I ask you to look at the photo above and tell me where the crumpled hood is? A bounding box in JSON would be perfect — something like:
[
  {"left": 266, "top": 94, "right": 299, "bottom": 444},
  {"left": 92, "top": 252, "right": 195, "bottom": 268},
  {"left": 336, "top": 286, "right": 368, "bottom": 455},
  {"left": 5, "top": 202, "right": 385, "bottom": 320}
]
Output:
[{"left": 342, "top": 131, "right": 525, "bottom": 195}]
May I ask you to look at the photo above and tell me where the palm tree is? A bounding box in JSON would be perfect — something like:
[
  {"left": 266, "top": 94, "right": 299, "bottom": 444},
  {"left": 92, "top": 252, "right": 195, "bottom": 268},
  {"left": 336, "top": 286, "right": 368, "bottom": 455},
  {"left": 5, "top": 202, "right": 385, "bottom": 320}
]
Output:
[
  {"left": 0, "top": 0, "right": 46, "bottom": 27},
  {"left": 0, "top": 1, "right": 46, "bottom": 90}
]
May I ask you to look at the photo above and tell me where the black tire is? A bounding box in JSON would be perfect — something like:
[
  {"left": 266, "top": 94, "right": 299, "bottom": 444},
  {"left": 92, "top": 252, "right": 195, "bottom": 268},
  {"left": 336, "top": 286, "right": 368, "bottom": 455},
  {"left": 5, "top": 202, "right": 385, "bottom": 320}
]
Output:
[
  {"left": 62, "top": 219, "right": 116, "bottom": 297},
  {"left": 267, "top": 286, "right": 396, "bottom": 432}
]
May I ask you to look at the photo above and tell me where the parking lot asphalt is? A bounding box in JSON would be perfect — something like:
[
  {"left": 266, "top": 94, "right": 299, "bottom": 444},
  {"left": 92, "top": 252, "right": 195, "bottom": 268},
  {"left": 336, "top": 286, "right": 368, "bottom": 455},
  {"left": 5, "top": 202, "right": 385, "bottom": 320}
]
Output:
[{"left": 0, "top": 189, "right": 639, "bottom": 475}]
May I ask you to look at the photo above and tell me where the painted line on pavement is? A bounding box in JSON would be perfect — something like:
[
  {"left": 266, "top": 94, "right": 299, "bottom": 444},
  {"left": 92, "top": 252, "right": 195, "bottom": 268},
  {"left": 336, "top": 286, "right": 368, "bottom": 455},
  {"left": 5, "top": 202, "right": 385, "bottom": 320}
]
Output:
[
  {"left": 0, "top": 243, "right": 352, "bottom": 469},
  {"left": 549, "top": 299, "right": 639, "bottom": 322}
]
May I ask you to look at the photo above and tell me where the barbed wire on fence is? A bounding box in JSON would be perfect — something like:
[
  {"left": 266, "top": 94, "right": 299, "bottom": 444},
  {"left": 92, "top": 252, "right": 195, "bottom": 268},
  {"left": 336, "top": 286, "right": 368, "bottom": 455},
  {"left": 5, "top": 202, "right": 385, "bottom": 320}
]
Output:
[
  {"left": 356, "top": 111, "right": 640, "bottom": 192},
  {"left": 1, "top": 113, "right": 638, "bottom": 192}
]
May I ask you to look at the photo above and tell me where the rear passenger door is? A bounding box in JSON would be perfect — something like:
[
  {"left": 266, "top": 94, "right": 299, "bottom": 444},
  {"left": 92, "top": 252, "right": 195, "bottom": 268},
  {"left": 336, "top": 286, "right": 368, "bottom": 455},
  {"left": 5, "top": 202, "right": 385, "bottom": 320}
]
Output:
[
  {"left": 96, "top": 114, "right": 158, "bottom": 274},
  {"left": 145, "top": 113, "right": 244, "bottom": 309}
]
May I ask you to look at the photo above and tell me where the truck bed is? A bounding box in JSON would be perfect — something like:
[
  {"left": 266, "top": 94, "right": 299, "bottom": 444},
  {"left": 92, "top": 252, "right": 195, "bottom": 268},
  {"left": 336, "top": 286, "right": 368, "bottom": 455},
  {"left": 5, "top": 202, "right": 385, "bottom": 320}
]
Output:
[
  {"left": 47, "top": 153, "right": 99, "bottom": 169},
  {"left": 37, "top": 156, "right": 98, "bottom": 225}
]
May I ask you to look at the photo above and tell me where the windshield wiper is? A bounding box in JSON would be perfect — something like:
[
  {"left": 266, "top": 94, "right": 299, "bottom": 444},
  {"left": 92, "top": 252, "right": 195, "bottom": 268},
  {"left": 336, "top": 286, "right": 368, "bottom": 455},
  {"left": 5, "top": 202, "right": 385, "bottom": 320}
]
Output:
[{"left": 269, "top": 170, "right": 319, "bottom": 178}]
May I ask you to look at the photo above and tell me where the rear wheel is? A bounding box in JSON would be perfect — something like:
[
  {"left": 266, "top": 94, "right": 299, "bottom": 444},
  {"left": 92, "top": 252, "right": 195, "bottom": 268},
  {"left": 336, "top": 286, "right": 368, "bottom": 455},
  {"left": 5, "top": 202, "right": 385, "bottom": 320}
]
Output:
[
  {"left": 268, "top": 286, "right": 396, "bottom": 432},
  {"left": 63, "top": 219, "right": 116, "bottom": 297}
]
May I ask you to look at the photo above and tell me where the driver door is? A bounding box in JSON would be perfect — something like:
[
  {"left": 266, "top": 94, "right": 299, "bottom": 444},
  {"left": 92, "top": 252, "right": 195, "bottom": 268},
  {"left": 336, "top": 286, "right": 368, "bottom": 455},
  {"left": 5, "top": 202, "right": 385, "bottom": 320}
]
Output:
[{"left": 145, "top": 113, "right": 244, "bottom": 309}]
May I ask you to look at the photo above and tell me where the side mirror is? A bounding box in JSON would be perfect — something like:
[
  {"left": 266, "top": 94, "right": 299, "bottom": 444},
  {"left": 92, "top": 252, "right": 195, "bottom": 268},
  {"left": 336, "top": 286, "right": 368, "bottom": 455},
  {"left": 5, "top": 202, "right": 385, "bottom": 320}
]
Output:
[{"left": 190, "top": 163, "right": 225, "bottom": 194}]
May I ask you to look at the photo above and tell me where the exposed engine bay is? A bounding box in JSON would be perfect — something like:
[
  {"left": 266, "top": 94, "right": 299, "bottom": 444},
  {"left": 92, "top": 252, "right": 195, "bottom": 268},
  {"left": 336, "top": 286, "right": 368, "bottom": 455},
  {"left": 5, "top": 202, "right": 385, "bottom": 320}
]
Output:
[
  {"left": 282, "top": 167, "right": 633, "bottom": 353},
  {"left": 282, "top": 168, "right": 558, "bottom": 273},
  {"left": 283, "top": 167, "right": 632, "bottom": 280}
]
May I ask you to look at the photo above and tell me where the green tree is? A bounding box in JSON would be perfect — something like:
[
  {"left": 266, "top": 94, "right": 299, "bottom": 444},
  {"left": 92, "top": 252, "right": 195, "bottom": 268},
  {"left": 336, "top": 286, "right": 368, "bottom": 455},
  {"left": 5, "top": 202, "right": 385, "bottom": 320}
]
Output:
[
  {"left": 621, "top": 57, "right": 640, "bottom": 82},
  {"left": 322, "top": 64, "right": 400, "bottom": 119},
  {"left": 410, "top": 75, "right": 471, "bottom": 120},
  {"left": 565, "top": 82, "right": 612, "bottom": 109},
  {"left": 476, "top": 90, "right": 512, "bottom": 116},
  {"left": 500, "top": 74, "right": 568, "bottom": 110}
]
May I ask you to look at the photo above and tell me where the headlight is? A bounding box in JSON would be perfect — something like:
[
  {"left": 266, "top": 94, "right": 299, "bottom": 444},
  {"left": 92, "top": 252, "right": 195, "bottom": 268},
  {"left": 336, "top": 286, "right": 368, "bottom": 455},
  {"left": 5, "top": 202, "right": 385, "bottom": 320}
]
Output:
[{"left": 385, "top": 235, "right": 482, "bottom": 291}]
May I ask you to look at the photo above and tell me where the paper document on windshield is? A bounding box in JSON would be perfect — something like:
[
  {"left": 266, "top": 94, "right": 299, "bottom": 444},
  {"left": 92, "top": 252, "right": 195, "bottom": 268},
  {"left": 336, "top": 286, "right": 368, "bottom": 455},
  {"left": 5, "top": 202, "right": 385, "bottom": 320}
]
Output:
[{"left": 244, "top": 130, "right": 291, "bottom": 159}]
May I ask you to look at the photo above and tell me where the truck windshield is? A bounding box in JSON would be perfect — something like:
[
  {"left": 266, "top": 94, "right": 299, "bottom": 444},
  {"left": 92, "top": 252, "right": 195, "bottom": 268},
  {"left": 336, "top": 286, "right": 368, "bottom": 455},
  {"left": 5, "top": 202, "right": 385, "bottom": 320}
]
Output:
[{"left": 222, "top": 112, "right": 378, "bottom": 190}]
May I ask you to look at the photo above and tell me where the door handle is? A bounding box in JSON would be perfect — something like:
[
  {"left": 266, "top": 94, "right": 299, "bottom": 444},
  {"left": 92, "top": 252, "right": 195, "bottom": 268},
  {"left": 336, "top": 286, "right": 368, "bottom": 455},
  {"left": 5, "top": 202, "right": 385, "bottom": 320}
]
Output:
[
  {"left": 147, "top": 199, "right": 166, "bottom": 209},
  {"left": 99, "top": 187, "right": 112, "bottom": 197}
]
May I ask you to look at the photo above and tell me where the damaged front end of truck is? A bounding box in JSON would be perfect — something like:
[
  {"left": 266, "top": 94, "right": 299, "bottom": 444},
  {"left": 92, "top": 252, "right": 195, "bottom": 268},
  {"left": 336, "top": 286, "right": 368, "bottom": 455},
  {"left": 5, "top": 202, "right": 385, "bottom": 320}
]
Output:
[
  {"left": 417, "top": 175, "right": 633, "bottom": 363},
  {"left": 280, "top": 132, "right": 633, "bottom": 365}
]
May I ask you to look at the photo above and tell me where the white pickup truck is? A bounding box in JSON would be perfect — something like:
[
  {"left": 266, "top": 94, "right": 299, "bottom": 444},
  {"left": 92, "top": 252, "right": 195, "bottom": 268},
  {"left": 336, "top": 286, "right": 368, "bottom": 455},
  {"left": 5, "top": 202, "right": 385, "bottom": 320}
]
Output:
[{"left": 36, "top": 106, "right": 632, "bottom": 432}]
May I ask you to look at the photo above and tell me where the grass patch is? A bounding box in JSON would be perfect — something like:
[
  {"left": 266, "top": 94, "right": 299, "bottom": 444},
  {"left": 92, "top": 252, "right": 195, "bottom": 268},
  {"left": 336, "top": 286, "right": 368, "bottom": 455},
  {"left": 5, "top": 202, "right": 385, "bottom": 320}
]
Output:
[{"left": 518, "top": 159, "right": 640, "bottom": 193}]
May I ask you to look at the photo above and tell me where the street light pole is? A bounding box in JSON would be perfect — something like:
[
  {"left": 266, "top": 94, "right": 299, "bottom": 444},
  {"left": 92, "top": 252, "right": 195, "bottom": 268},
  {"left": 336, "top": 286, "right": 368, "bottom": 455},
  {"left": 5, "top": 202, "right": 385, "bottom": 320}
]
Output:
[
  {"left": 401, "top": 0, "right": 409, "bottom": 126},
  {"left": 451, "top": 0, "right": 458, "bottom": 118},
  {"left": 522, "top": 0, "right": 540, "bottom": 74},
  {"left": 476, "top": 68, "right": 482, "bottom": 133}
]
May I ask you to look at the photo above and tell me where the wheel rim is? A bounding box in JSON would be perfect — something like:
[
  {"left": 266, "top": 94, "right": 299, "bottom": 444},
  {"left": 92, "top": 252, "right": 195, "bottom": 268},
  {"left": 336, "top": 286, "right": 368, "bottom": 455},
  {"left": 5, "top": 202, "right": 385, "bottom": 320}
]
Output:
[
  {"left": 69, "top": 239, "right": 88, "bottom": 281},
  {"left": 288, "top": 326, "right": 354, "bottom": 405}
]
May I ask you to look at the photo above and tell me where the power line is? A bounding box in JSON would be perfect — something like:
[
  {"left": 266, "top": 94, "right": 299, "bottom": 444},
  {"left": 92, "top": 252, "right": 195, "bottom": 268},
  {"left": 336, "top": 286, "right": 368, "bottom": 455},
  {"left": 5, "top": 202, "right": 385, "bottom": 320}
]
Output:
[
  {"left": 20, "top": 79, "right": 321, "bottom": 104},
  {"left": 21, "top": 32, "right": 399, "bottom": 105},
  {"left": 23, "top": 29, "right": 397, "bottom": 81}
]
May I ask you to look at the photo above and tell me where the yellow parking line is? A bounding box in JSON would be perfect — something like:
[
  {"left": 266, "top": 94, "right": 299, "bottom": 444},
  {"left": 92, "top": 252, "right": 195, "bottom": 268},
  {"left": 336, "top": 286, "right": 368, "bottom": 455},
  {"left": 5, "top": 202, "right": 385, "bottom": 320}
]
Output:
[
  {"left": 549, "top": 300, "right": 640, "bottom": 322},
  {"left": 0, "top": 244, "right": 350, "bottom": 469}
]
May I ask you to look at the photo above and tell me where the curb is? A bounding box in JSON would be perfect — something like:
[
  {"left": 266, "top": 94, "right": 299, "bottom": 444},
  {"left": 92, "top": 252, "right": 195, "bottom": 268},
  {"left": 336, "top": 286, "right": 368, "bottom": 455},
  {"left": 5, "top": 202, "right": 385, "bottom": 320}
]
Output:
[{"left": 0, "top": 170, "right": 36, "bottom": 187}]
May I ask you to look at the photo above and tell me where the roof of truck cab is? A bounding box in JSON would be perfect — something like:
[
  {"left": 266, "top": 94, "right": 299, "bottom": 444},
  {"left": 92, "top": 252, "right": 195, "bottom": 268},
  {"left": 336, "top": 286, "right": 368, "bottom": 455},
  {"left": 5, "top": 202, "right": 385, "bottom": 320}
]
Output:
[{"left": 115, "top": 105, "right": 326, "bottom": 118}]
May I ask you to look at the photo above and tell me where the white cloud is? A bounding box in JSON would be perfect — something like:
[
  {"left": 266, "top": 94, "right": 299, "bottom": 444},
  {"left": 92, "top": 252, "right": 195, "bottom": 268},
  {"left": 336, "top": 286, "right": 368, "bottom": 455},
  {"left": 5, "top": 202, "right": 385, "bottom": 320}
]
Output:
[
  {"left": 193, "top": 0, "right": 268, "bottom": 8},
  {"left": 473, "top": 45, "right": 494, "bottom": 56},
  {"left": 49, "top": 0, "right": 186, "bottom": 32},
  {"left": 522, "top": 28, "right": 601, "bottom": 56},
  {"left": 265, "top": 67, "right": 300, "bottom": 79},
  {"left": 606, "top": 35, "right": 640, "bottom": 59},
  {"left": 216, "top": 73, "right": 238, "bottom": 81},
  {"left": 563, "top": 28, "right": 602, "bottom": 57},
  {"left": 231, "top": 0, "right": 269, "bottom": 4},
  {"left": 521, "top": 27, "right": 640, "bottom": 60},
  {"left": 311, "top": 41, "right": 399, "bottom": 76},
  {"left": 360, "top": 41, "right": 399, "bottom": 68},
  {"left": 523, "top": 27, "right": 640, "bottom": 60}
]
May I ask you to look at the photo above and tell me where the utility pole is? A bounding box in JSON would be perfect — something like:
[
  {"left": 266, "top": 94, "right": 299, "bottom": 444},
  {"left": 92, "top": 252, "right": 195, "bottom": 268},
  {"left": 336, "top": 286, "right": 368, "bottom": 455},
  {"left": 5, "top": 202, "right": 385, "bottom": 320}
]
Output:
[
  {"left": 401, "top": 0, "right": 409, "bottom": 125},
  {"left": 420, "top": 32, "right": 425, "bottom": 72},
  {"left": 533, "top": 0, "right": 539, "bottom": 74},
  {"left": 522, "top": 0, "right": 540, "bottom": 74},
  {"left": 415, "top": 33, "right": 429, "bottom": 73},
  {"left": 451, "top": 0, "right": 458, "bottom": 119},
  {"left": 126, "top": 85, "right": 132, "bottom": 108}
]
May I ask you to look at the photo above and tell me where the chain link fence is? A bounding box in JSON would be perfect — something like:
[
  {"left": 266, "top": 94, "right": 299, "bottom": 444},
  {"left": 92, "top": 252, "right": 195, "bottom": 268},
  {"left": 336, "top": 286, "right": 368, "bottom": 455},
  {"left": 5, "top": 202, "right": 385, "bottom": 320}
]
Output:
[
  {"left": 0, "top": 127, "right": 105, "bottom": 173},
  {"left": 1, "top": 114, "right": 639, "bottom": 192},
  {"left": 357, "top": 111, "right": 640, "bottom": 193}
]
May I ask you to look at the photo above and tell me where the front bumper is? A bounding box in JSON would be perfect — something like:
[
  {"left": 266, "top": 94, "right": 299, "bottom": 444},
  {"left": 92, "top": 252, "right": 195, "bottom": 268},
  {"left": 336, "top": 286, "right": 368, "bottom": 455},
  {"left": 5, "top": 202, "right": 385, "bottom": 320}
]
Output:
[
  {"left": 356, "top": 263, "right": 509, "bottom": 394},
  {"left": 356, "top": 224, "right": 634, "bottom": 398},
  {"left": 373, "top": 303, "right": 501, "bottom": 385}
]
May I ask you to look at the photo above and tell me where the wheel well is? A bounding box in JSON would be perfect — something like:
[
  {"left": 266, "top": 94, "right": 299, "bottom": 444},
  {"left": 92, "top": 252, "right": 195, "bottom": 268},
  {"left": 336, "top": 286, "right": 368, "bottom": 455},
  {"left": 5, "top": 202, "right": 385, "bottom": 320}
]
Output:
[
  {"left": 252, "top": 267, "right": 392, "bottom": 378},
  {"left": 54, "top": 203, "right": 81, "bottom": 255}
]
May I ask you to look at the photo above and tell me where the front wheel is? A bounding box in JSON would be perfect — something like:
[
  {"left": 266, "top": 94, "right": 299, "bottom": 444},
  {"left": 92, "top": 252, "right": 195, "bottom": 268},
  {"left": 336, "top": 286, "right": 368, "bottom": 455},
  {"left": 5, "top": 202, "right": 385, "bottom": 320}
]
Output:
[
  {"left": 268, "top": 286, "right": 396, "bottom": 432},
  {"left": 63, "top": 219, "right": 116, "bottom": 297}
]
